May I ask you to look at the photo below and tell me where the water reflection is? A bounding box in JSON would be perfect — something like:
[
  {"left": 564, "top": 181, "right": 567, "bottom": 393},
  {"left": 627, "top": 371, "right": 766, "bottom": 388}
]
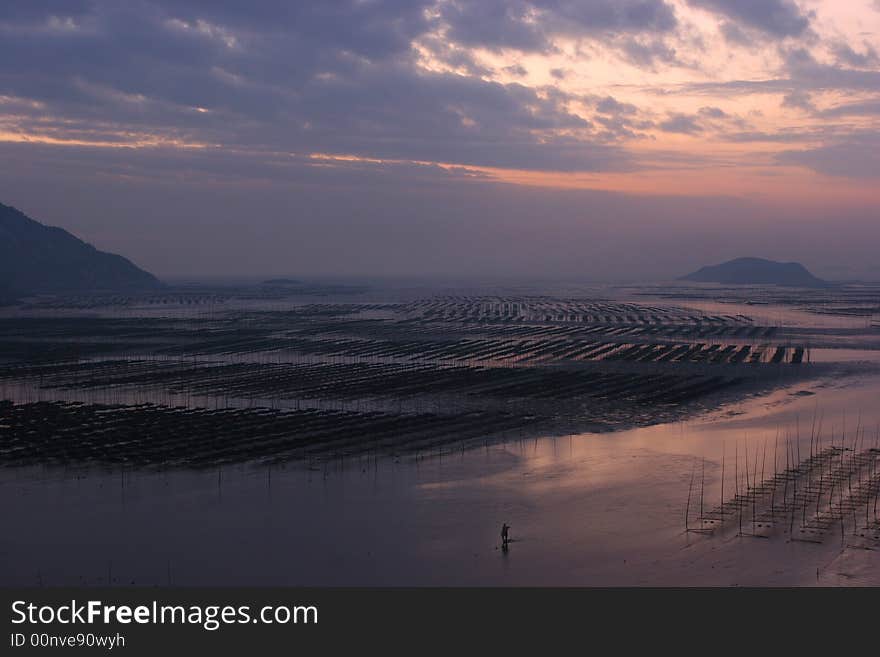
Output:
[{"left": 3, "top": 372, "right": 878, "bottom": 586}]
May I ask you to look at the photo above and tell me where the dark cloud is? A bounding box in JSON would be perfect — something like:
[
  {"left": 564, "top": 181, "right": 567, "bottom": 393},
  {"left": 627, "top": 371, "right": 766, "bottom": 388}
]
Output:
[
  {"left": 587, "top": 95, "right": 651, "bottom": 139},
  {"left": 618, "top": 36, "right": 678, "bottom": 67},
  {"left": 676, "top": 47, "right": 880, "bottom": 98},
  {"left": 697, "top": 106, "right": 726, "bottom": 118},
  {"left": 830, "top": 41, "right": 880, "bottom": 69},
  {"left": 158, "top": 0, "right": 435, "bottom": 61},
  {"left": 658, "top": 113, "right": 703, "bottom": 134},
  {"left": 0, "top": 1, "right": 94, "bottom": 22},
  {"left": 818, "top": 100, "right": 880, "bottom": 119},
  {"left": 0, "top": 1, "right": 639, "bottom": 173},
  {"left": 595, "top": 96, "right": 638, "bottom": 115},
  {"left": 417, "top": 35, "right": 496, "bottom": 77},
  {"left": 438, "top": 1, "right": 549, "bottom": 53},
  {"left": 439, "top": 0, "right": 678, "bottom": 54},
  {"left": 654, "top": 106, "right": 746, "bottom": 136},
  {"left": 718, "top": 21, "right": 751, "bottom": 46},
  {"left": 782, "top": 47, "right": 880, "bottom": 92},
  {"left": 688, "top": 0, "right": 811, "bottom": 38},
  {"left": 778, "top": 134, "right": 880, "bottom": 178},
  {"left": 781, "top": 90, "right": 816, "bottom": 112}
]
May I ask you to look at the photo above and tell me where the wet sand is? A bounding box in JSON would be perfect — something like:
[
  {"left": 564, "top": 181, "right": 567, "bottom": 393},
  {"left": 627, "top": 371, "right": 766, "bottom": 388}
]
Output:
[
  {"left": 2, "top": 285, "right": 879, "bottom": 586},
  {"left": 2, "top": 371, "right": 878, "bottom": 586}
]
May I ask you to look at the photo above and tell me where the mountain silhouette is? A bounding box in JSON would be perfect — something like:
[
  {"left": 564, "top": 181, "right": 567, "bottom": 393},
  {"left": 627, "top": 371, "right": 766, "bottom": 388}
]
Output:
[
  {"left": 0, "top": 202, "right": 161, "bottom": 297},
  {"left": 681, "top": 257, "right": 826, "bottom": 287}
]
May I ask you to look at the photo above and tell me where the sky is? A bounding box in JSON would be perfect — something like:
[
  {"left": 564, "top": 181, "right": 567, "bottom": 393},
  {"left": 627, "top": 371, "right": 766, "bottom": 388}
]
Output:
[{"left": 0, "top": 0, "right": 879, "bottom": 281}]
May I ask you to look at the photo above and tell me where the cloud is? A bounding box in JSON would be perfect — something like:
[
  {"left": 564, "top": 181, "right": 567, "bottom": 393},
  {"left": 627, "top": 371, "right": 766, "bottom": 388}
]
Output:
[
  {"left": 818, "top": 100, "right": 880, "bottom": 119},
  {"left": 582, "top": 94, "right": 654, "bottom": 139},
  {"left": 781, "top": 90, "right": 816, "bottom": 112},
  {"left": 2, "top": 1, "right": 880, "bottom": 285},
  {"left": 438, "top": 1, "right": 549, "bottom": 53},
  {"left": 161, "top": 0, "right": 435, "bottom": 61},
  {"left": 830, "top": 41, "right": 880, "bottom": 69},
  {"left": 654, "top": 105, "right": 748, "bottom": 136},
  {"left": 617, "top": 36, "right": 678, "bottom": 67},
  {"left": 725, "top": 130, "right": 820, "bottom": 143},
  {"left": 0, "top": 1, "right": 639, "bottom": 173},
  {"left": 687, "top": 0, "right": 812, "bottom": 38},
  {"left": 697, "top": 106, "right": 727, "bottom": 119},
  {"left": 778, "top": 134, "right": 880, "bottom": 178},
  {"left": 595, "top": 96, "right": 638, "bottom": 115},
  {"left": 0, "top": 138, "right": 494, "bottom": 191},
  {"left": 677, "top": 47, "right": 880, "bottom": 98},
  {"left": 782, "top": 47, "right": 880, "bottom": 92},
  {"left": 718, "top": 21, "right": 751, "bottom": 45},
  {"left": 417, "top": 35, "right": 496, "bottom": 76},
  {"left": 8, "top": 137, "right": 879, "bottom": 283},
  {"left": 439, "top": 0, "right": 678, "bottom": 54},
  {"left": 658, "top": 113, "right": 702, "bottom": 134},
  {"left": 0, "top": 1, "right": 877, "bottom": 196}
]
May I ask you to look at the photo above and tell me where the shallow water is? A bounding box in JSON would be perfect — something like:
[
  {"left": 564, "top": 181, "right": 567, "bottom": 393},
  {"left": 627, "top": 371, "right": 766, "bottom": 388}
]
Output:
[
  {"left": 3, "top": 371, "right": 878, "bottom": 586},
  {"left": 3, "top": 287, "right": 880, "bottom": 586}
]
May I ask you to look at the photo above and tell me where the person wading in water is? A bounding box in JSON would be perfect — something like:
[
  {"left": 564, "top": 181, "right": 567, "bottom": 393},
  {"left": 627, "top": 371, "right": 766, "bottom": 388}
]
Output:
[{"left": 501, "top": 523, "right": 511, "bottom": 551}]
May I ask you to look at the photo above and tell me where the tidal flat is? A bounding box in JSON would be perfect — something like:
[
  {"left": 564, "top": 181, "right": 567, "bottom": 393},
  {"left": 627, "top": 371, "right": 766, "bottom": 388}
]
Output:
[{"left": 2, "top": 281, "right": 879, "bottom": 585}]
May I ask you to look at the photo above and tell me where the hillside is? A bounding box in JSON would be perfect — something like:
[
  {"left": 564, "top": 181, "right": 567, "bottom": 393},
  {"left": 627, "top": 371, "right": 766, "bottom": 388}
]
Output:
[
  {"left": 0, "top": 202, "right": 161, "bottom": 297},
  {"left": 681, "top": 257, "right": 826, "bottom": 287}
]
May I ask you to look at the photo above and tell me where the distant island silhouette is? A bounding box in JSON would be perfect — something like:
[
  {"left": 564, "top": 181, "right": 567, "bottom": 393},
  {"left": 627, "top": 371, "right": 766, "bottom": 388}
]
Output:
[
  {"left": 262, "top": 278, "right": 303, "bottom": 286},
  {"left": 681, "top": 257, "right": 827, "bottom": 287},
  {"left": 0, "top": 201, "right": 161, "bottom": 298}
]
